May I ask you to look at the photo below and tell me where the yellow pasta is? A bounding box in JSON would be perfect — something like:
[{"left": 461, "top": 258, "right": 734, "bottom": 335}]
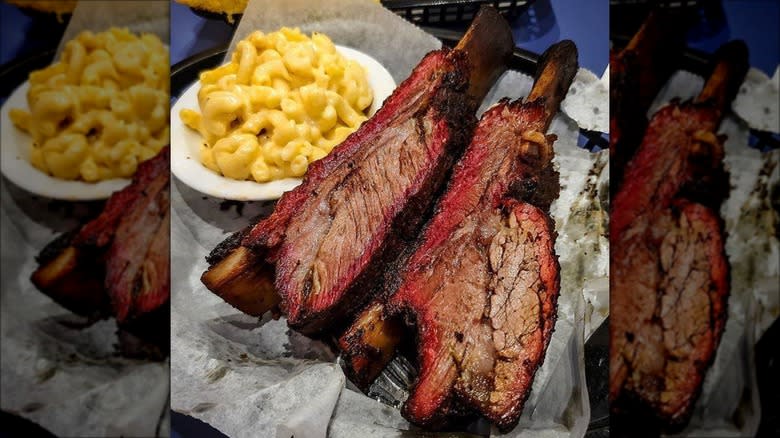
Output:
[
  {"left": 9, "top": 28, "right": 170, "bottom": 182},
  {"left": 180, "top": 28, "right": 373, "bottom": 182}
]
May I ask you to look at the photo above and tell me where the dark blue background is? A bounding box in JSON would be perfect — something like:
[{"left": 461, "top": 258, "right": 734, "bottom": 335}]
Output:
[
  {"left": 5, "top": 0, "right": 779, "bottom": 75},
  {"left": 1, "top": 5, "right": 68, "bottom": 67},
  {"left": 165, "top": 0, "right": 611, "bottom": 73}
]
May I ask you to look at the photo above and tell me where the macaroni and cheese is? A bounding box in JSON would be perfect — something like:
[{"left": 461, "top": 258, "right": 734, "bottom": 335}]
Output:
[
  {"left": 9, "top": 28, "right": 169, "bottom": 182},
  {"left": 180, "top": 28, "right": 373, "bottom": 183},
  {"left": 174, "top": 0, "right": 247, "bottom": 23}
]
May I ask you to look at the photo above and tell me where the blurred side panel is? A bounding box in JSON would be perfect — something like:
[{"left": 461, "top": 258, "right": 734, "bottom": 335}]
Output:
[{"left": 1, "top": 1, "right": 171, "bottom": 436}]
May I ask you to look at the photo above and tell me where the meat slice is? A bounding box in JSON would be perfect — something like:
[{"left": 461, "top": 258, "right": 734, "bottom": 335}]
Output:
[
  {"left": 394, "top": 199, "right": 559, "bottom": 430},
  {"left": 73, "top": 147, "right": 169, "bottom": 248},
  {"left": 609, "top": 41, "right": 747, "bottom": 430},
  {"left": 105, "top": 164, "right": 170, "bottom": 323},
  {"left": 30, "top": 148, "right": 171, "bottom": 356},
  {"left": 201, "top": 6, "right": 514, "bottom": 334},
  {"left": 611, "top": 199, "right": 728, "bottom": 428},
  {"left": 342, "top": 41, "right": 577, "bottom": 431}
]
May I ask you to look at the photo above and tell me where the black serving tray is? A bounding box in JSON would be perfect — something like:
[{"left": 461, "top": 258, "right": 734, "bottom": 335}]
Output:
[
  {"left": 188, "top": 1, "right": 533, "bottom": 27},
  {"left": 0, "top": 50, "right": 56, "bottom": 100},
  {"left": 381, "top": 0, "right": 533, "bottom": 25},
  {"left": 0, "top": 410, "right": 57, "bottom": 438}
]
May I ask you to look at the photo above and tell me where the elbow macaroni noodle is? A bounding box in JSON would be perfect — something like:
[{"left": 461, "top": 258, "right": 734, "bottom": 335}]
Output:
[
  {"left": 180, "top": 28, "right": 373, "bottom": 182},
  {"left": 9, "top": 28, "right": 169, "bottom": 182}
]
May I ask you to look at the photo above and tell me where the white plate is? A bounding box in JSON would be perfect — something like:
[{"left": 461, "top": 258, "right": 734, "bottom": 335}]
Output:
[
  {"left": 171, "top": 45, "right": 396, "bottom": 201},
  {"left": 1, "top": 81, "right": 132, "bottom": 200}
]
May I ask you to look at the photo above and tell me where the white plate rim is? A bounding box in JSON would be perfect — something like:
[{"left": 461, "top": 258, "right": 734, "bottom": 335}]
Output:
[
  {"left": 1, "top": 81, "right": 132, "bottom": 200},
  {"left": 170, "top": 44, "right": 396, "bottom": 201}
]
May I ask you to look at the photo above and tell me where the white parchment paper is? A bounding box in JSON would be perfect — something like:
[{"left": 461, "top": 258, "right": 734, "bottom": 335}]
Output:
[
  {"left": 733, "top": 66, "right": 779, "bottom": 135},
  {"left": 0, "top": 2, "right": 170, "bottom": 436},
  {"left": 170, "top": 1, "right": 609, "bottom": 437},
  {"left": 644, "top": 66, "right": 780, "bottom": 437},
  {"left": 57, "top": 0, "right": 170, "bottom": 56}
]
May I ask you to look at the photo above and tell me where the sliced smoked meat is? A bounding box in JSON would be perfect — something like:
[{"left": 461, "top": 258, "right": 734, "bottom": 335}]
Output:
[
  {"left": 610, "top": 41, "right": 747, "bottom": 430},
  {"left": 201, "top": 6, "right": 514, "bottom": 334},
  {"left": 342, "top": 41, "right": 577, "bottom": 431}
]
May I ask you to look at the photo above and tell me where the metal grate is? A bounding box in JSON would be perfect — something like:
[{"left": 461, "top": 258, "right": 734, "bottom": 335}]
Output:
[
  {"left": 381, "top": 0, "right": 532, "bottom": 25},
  {"left": 609, "top": 0, "right": 704, "bottom": 8}
]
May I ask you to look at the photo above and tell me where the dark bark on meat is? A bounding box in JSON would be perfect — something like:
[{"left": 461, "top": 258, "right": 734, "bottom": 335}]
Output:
[
  {"left": 30, "top": 244, "right": 109, "bottom": 320},
  {"left": 393, "top": 200, "right": 560, "bottom": 431},
  {"left": 203, "top": 49, "right": 476, "bottom": 333},
  {"left": 205, "top": 225, "right": 251, "bottom": 266},
  {"left": 36, "top": 229, "right": 79, "bottom": 266},
  {"left": 342, "top": 41, "right": 577, "bottom": 431},
  {"left": 611, "top": 193, "right": 730, "bottom": 431},
  {"left": 610, "top": 11, "right": 688, "bottom": 194},
  {"left": 389, "top": 100, "right": 563, "bottom": 431},
  {"left": 105, "top": 169, "right": 170, "bottom": 323},
  {"left": 201, "top": 7, "right": 514, "bottom": 334},
  {"left": 30, "top": 147, "right": 171, "bottom": 358},
  {"left": 610, "top": 41, "right": 747, "bottom": 432}
]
